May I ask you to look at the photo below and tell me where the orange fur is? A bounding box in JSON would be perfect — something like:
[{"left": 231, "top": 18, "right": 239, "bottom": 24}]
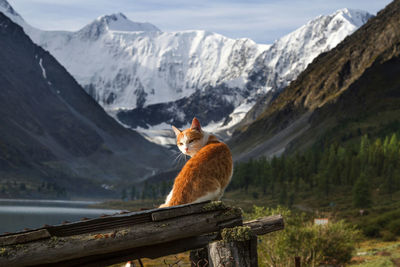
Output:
[{"left": 160, "top": 118, "right": 233, "bottom": 207}]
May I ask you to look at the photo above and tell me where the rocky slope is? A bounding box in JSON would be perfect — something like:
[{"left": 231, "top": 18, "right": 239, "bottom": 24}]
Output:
[
  {"left": 0, "top": 12, "right": 171, "bottom": 198},
  {"left": 230, "top": 0, "right": 399, "bottom": 160}
]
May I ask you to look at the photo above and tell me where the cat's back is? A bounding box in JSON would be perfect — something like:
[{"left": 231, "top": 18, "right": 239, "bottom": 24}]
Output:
[
  {"left": 168, "top": 137, "right": 233, "bottom": 206},
  {"left": 192, "top": 141, "right": 231, "bottom": 164},
  {"left": 163, "top": 118, "right": 233, "bottom": 207},
  {"left": 180, "top": 140, "right": 232, "bottom": 180}
]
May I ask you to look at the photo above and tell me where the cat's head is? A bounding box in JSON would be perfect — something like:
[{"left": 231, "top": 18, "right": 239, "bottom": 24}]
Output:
[{"left": 172, "top": 118, "right": 207, "bottom": 157}]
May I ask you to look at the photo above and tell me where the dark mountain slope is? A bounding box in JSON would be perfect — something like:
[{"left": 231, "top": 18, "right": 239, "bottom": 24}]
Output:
[
  {"left": 293, "top": 43, "right": 400, "bottom": 151},
  {"left": 230, "top": 0, "right": 400, "bottom": 160},
  {"left": 0, "top": 12, "right": 171, "bottom": 198}
]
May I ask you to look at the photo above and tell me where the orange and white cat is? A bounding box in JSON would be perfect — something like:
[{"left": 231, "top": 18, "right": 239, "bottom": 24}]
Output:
[{"left": 159, "top": 118, "right": 233, "bottom": 208}]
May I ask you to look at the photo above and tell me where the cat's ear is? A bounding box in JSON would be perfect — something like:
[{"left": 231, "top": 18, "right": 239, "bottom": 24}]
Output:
[
  {"left": 172, "top": 126, "right": 181, "bottom": 136},
  {"left": 190, "top": 117, "right": 202, "bottom": 132}
]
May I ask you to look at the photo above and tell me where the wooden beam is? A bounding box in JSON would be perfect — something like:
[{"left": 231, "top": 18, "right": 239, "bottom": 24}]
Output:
[
  {"left": 244, "top": 214, "right": 284, "bottom": 235},
  {"left": 151, "top": 201, "right": 225, "bottom": 222},
  {"left": 0, "top": 229, "right": 50, "bottom": 246},
  {"left": 0, "top": 203, "right": 242, "bottom": 267},
  {"left": 61, "top": 233, "right": 220, "bottom": 267}
]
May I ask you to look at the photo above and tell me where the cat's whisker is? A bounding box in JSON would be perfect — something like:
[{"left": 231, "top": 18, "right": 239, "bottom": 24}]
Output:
[
  {"left": 170, "top": 150, "right": 182, "bottom": 161},
  {"left": 173, "top": 152, "right": 181, "bottom": 161},
  {"left": 180, "top": 153, "right": 188, "bottom": 164},
  {"left": 173, "top": 153, "right": 183, "bottom": 165},
  {"left": 171, "top": 151, "right": 188, "bottom": 168}
]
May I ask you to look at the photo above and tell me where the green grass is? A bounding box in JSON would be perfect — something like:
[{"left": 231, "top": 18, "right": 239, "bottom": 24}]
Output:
[{"left": 349, "top": 240, "right": 400, "bottom": 266}]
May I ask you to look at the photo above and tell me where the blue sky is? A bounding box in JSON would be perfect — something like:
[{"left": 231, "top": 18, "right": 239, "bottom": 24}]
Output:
[{"left": 7, "top": 0, "right": 392, "bottom": 44}]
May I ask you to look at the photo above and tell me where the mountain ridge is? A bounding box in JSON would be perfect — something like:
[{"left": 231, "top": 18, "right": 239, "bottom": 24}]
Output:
[{"left": 230, "top": 0, "right": 399, "bottom": 160}]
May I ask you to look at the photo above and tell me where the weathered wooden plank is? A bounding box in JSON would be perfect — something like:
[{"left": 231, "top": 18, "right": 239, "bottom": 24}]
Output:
[
  {"left": 0, "top": 207, "right": 242, "bottom": 266},
  {"left": 0, "top": 229, "right": 50, "bottom": 246},
  {"left": 244, "top": 215, "right": 284, "bottom": 235},
  {"left": 48, "top": 201, "right": 214, "bottom": 237},
  {"left": 151, "top": 201, "right": 219, "bottom": 221},
  {"left": 0, "top": 201, "right": 217, "bottom": 242},
  {"left": 58, "top": 233, "right": 220, "bottom": 267},
  {"left": 46, "top": 216, "right": 151, "bottom": 237},
  {"left": 0, "top": 201, "right": 283, "bottom": 267}
]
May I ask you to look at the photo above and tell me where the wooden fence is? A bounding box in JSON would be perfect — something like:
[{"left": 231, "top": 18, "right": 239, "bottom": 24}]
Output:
[{"left": 0, "top": 201, "right": 284, "bottom": 266}]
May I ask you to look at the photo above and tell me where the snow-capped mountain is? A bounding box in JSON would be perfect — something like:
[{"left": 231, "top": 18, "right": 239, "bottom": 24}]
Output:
[
  {"left": 247, "top": 8, "right": 372, "bottom": 92},
  {"left": 38, "top": 23, "right": 266, "bottom": 111},
  {"left": 0, "top": 0, "right": 372, "bottom": 146}
]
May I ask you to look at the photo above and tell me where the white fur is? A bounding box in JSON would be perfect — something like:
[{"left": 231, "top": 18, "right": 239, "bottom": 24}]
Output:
[
  {"left": 172, "top": 126, "right": 181, "bottom": 136},
  {"left": 178, "top": 132, "right": 207, "bottom": 157},
  {"left": 180, "top": 134, "right": 188, "bottom": 154},
  {"left": 192, "top": 188, "right": 222, "bottom": 203},
  {"left": 201, "top": 132, "right": 210, "bottom": 146},
  {"left": 162, "top": 189, "right": 173, "bottom": 206}
]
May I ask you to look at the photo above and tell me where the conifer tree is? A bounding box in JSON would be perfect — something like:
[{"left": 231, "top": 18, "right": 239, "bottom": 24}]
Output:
[
  {"left": 130, "top": 185, "right": 136, "bottom": 200},
  {"left": 353, "top": 172, "right": 372, "bottom": 208},
  {"left": 121, "top": 188, "right": 127, "bottom": 200}
]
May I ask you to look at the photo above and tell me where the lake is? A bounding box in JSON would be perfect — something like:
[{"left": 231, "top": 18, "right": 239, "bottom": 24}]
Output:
[{"left": 0, "top": 199, "right": 122, "bottom": 234}]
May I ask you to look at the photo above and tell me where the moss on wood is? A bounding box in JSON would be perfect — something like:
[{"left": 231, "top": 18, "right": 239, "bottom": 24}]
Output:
[
  {"left": 202, "top": 201, "right": 227, "bottom": 211},
  {"left": 0, "top": 247, "right": 9, "bottom": 257},
  {"left": 221, "top": 226, "right": 251, "bottom": 242},
  {"left": 217, "top": 207, "right": 243, "bottom": 220}
]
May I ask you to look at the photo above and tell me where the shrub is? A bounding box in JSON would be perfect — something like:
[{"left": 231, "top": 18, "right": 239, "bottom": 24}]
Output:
[
  {"left": 245, "top": 206, "right": 361, "bottom": 267},
  {"left": 381, "top": 231, "right": 397, "bottom": 242},
  {"left": 362, "top": 223, "right": 381, "bottom": 238},
  {"left": 362, "top": 209, "right": 400, "bottom": 238},
  {"left": 387, "top": 218, "right": 400, "bottom": 236},
  {"left": 252, "top": 191, "right": 259, "bottom": 199},
  {"left": 375, "top": 210, "right": 400, "bottom": 227}
]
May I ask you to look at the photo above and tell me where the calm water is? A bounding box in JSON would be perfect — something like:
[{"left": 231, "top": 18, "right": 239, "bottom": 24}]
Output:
[{"left": 0, "top": 199, "right": 122, "bottom": 234}]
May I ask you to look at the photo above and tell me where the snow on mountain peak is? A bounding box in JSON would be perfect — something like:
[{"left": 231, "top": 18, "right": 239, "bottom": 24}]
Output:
[
  {"left": 0, "top": 0, "right": 25, "bottom": 25},
  {"left": 77, "top": 12, "right": 160, "bottom": 40},
  {"left": 333, "top": 8, "right": 372, "bottom": 28},
  {"left": 96, "top": 12, "right": 160, "bottom": 32},
  {"left": 253, "top": 8, "right": 373, "bottom": 91},
  {"left": 0, "top": 0, "right": 16, "bottom": 14}
]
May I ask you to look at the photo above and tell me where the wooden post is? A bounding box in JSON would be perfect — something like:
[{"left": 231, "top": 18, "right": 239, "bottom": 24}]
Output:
[
  {"left": 190, "top": 214, "right": 284, "bottom": 267},
  {"left": 295, "top": 256, "right": 301, "bottom": 267},
  {"left": 208, "top": 235, "right": 258, "bottom": 267},
  {"left": 207, "top": 226, "right": 258, "bottom": 267}
]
